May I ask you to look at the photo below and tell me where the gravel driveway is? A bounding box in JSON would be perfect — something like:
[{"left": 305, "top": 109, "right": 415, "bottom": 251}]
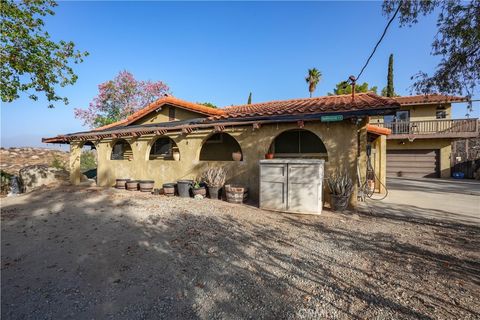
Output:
[{"left": 2, "top": 186, "right": 479, "bottom": 319}]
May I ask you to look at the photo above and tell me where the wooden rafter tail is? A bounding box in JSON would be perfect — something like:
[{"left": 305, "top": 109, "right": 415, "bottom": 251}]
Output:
[
  {"left": 182, "top": 127, "right": 193, "bottom": 134},
  {"left": 253, "top": 123, "right": 261, "bottom": 130},
  {"left": 214, "top": 125, "right": 225, "bottom": 132},
  {"left": 297, "top": 120, "right": 305, "bottom": 128}
]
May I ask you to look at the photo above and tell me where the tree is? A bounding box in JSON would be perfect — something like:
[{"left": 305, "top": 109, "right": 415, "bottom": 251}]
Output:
[
  {"left": 383, "top": 0, "right": 479, "bottom": 98},
  {"left": 74, "top": 71, "right": 170, "bottom": 128},
  {"left": 305, "top": 68, "right": 322, "bottom": 98},
  {"left": 328, "top": 81, "right": 378, "bottom": 95},
  {"left": 1, "top": 0, "right": 88, "bottom": 107},
  {"left": 247, "top": 92, "right": 252, "bottom": 104},
  {"left": 382, "top": 54, "right": 396, "bottom": 97},
  {"left": 198, "top": 102, "right": 217, "bottom": 108}
]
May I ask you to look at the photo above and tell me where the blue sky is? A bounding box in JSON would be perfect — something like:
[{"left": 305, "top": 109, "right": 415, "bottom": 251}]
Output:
[{"left": 1, "top": 1, "right": 478, "bottom": 148}]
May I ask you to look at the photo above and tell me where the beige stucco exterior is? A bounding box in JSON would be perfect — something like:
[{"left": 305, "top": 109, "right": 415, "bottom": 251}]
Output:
[
  {"left": 71, "top": 118, "right": 370, "bottom": 208},
  {"left": 386, "top": 138, "right": 452, "bottom": 178},
  {"left": 369, "top": 103, "right": 455, "bottom": 178}
]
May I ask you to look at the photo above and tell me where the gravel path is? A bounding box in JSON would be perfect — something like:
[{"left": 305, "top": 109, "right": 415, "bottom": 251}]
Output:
[{"left": 2, "top": 186, "right": 479, "bottom": 319}]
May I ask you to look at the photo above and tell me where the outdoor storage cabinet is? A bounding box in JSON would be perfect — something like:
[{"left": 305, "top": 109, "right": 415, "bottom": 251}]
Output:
[{"left": 259, "top": 159, "right": 324, "bottom": 214}]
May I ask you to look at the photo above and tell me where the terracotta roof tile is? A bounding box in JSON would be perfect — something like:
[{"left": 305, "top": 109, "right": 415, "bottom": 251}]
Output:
[
  {"left": 210, "top": 92, "right": 399, "bottom": 120},
  {"left": 367, "top": 124, "right": 391, "bottom": 136},
  {"left": 393, "top": 94, "right": 467, "bottom": 106},
  {"left": 95, "top": 96, "right": 224, "bottom": 131}
]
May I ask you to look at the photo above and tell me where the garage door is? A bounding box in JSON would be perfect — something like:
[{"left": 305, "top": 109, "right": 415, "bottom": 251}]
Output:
[{"left": 387, "top": 149, "right": 440, "bottom": 178}]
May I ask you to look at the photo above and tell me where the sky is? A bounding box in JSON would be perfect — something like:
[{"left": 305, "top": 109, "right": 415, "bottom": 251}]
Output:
[{"left": 1, "top": 1, "right": 478, "bottom": 148}]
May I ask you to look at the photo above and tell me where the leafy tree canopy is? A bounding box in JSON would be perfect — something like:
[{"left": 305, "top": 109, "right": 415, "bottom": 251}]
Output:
[
  {"left": 74, "top": 71, "right": 170, "bottom": 128},
  {"left": 383, "top": 0, "right": 479, "bottom": 97},
  {"left": 198, "top": 102, "right": 217, "bottom": 108},
  {"left": 328, "top": 82, "right": 378, "bottom": 96},
  {"left": 1, "top": 0, "right": 89, "bottom": 107}
]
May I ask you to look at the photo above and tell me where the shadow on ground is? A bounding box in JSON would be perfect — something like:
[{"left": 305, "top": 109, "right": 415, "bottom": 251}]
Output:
[{"left": 1, "top": 187, "right": 479, "bottom": 319}]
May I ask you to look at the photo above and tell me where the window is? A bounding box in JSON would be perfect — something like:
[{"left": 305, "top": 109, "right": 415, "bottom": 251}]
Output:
[
  {"left": 436, "top": 110, "right": 447, "bottom": 119},
  {"left": 111, "top": 140, "right": 133, "bottom": 160},
  {"left": 169, "top": 107, "right": 176, "bottom": 121},
  {"left": 271, "top": 130, "right": 327, "bottom": 158},
  {"left": 149, "top": 137, "right": 177, "bottom": 160}
]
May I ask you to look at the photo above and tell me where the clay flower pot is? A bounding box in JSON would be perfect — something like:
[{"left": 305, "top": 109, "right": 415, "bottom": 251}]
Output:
[
  {"left": 265, "top": 153, "right": 274, "bottom": 159},
  {"left": 232, "top": 151, "right": 242, "bottom": 161},
  {"left": 172, "top": 151, "right": 180, "bottom": 161}
]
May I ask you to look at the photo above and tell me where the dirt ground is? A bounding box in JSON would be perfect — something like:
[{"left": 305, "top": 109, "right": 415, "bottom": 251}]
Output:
[{"left": 1, "top": 186, "right": 479, "bottom": 319}]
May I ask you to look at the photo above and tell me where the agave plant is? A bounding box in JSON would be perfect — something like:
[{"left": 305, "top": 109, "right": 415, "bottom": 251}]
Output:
[
  {"left": 327, "top": 171, "right": 353, "bottom": 196},
  {"left": 202, "top": 167, "right": 227, "bottom": 188}
]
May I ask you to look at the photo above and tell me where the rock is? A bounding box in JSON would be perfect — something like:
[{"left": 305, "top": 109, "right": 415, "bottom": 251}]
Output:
[
  {"left": 18, "top": 165, "right": 69, "bottom": 193},
  {"left": 31, "top": 155, "right": 40, "bottom": 159},
  {"left": 80, "top": 174, "right": 89, "bottom": 182}
]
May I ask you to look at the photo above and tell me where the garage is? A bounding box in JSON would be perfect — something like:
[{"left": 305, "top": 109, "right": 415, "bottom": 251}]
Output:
[{"left": 387, "top": 149, "right": 440, "bottom": 178}]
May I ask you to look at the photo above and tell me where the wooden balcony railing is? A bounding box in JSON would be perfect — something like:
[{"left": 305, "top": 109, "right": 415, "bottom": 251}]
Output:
[{"left": 372, "top": 118, "right": 479, "bottom": 139}]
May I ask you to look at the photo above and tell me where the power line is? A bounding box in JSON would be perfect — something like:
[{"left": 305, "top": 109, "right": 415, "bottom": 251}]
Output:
[{"left": 353, "top": 1, "right": 403, "bottom": 83}]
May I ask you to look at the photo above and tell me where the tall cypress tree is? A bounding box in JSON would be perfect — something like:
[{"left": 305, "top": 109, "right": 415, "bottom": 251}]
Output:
[
  {"left": 386, "top": 54, "right": 394, "bottom": 97},
  {"left": 247, "top": 92, "right": 252, "bottom": 104}
]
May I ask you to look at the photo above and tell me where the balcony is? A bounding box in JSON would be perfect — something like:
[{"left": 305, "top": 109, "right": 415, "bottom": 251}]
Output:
[{"left": 372, "top": 118, "right": 479, "bottom": 139}]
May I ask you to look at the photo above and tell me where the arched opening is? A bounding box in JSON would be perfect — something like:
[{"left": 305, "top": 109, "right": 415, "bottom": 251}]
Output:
[
  {"left": 200, "top": 132, "right": 243, "bottom": 161},
  {"left": 149, "top": 136, "right": 179, "bottom": 160},
  {"left": 111, "top": 139, "right": 133, "bottom": 160},
  {"left": 268, "top": 129, "right": 328, "bottom": 159},
  {"left": 80, "top": 142, "right": 97, "bottom": 180}
]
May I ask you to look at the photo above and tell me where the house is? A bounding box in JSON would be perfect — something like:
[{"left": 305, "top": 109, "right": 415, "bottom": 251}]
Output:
[
  {"left": 369, "top": 94, "right": 479, "bottom": 178},
  {"left": 43, "top": 93, "right": 399, "bottom": 208}
]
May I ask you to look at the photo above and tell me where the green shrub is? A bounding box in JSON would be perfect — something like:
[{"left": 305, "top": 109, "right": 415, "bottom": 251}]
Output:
[
  {"left": 0, "top": 170, "right": 12, "bottom": 194},
  {"left": 50, "top": 155, "right": 65, "bottom": 170},
  {"left": 80, "top": 150, "right": 97, "bottom": 172}
]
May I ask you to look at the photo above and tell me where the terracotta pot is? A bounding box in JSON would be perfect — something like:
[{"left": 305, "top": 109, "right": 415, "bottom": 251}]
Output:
[
  {"left": 115, "top": 178, "right": 130, "bottom": 189},
  {"left": 192, "top": 187, "right": 207, "bottom": 197},
  {"left": 163, "top": 183, "right": 176, "bottom": 196},
  {"left": 139, "top": 180, "right": 154, "bottom": 192},
  {"left": 172, "top": 151, "right": 180, "bottom": 161},
  {"left": 265, "top": 153, "right": 274, "bottom": 159},
  {"left": 126, "top": 180, "right": 139, "bottom": 191},
  {"left": 225, "top": 184, "right": 248, "bottom": 204},
  {"left": 232, "top": 151, "right": 242, "bottom": 161}
]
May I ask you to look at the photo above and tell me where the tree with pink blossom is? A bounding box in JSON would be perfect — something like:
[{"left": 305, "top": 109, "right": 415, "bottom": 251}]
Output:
[{"left": 74, "top": 71, "right": 170, "bottom": 128}]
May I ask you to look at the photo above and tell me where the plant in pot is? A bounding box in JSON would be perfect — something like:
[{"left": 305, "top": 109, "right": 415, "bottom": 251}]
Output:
[
  {"left": 192, "top": 180, "right": 207, "bottom": 198},
  {"left": 326, "top": 171, "right": 353, "bottom": 212},
  {"left": 202, "top": 167, "right": 227, "bottom": 200},
  {"left": 232, "top": 151, "right": 242, "bottom": 161},
  {"left": 265, "top": 153, "right": 274, "bottom": 159}
]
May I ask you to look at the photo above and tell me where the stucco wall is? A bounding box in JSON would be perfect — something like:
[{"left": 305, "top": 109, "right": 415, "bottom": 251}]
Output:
[
  {"left": 386, "top": 138, "right": 452, "bottom": 178},
  {"left": 131, "top": 105, "right": 206, "bottom": 125},
  {"left": 370, "top": 103, "right": 452, "bottom": 123},
  {"left": 71, "top": 120, "right": 367, "bottom": 208}
]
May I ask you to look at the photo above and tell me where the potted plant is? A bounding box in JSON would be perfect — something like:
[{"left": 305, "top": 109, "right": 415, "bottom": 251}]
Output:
[
  {"left": 265, "top": 153, "right": 274, "bottom": 159},
  {"left": 202, "top": 167, "right": 227, "bottom": 199},
  {"left": 326, "top": 171, "right": 353, "bottom": 212},
  {"left": 192, "top": 180, "right": 207, "bottom": 198},
  {"left": 232, "top": 151, "right": 242, "bottom": 161}
]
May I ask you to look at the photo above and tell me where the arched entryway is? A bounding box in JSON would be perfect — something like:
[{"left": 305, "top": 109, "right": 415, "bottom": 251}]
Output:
[
  {"left": 110, "top": 139, "right": 133, "bottom": 160},
  {"left": 80, "top": 141, "right": 97, "bottom": 180},
  {"left": 148, "top": 136, "right": 179, "bottom": 160},
  {"left": 199, "top": 132, "right": 243, "bottom": 161},
  {"left": 268, "top": 129, "right": 328, "bottom": 159}
]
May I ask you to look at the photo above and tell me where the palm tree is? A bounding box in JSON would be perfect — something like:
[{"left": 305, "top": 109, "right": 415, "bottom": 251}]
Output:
[{"left": 305, "top": 68, "right": 322, "bottom": 98}]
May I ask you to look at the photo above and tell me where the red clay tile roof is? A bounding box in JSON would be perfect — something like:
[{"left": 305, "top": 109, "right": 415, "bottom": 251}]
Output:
[
  {"left": 367, "top": 124, "right": 391, "bottom": 136},
  {"left": 209, "top": 92, "right": 399, "bottom": 120},
  {"left": 393, "top": 94, "right": 467, "bottom": 106},
  {"left": 95, "top": 96, "right": 225, "bottom": 131}
]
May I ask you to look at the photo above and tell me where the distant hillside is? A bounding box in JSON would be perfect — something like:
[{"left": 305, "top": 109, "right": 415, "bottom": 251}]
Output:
[{"left": 0, "top": 147, "right": 69, "bottom": 176}]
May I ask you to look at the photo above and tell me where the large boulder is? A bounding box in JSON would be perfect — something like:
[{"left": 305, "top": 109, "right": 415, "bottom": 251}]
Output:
[{"left": 18, "top": 165, "right": 69, "bottom": 193}]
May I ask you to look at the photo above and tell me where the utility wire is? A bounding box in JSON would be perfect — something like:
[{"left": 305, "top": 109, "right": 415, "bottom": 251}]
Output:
[{"left": 354, "top": 1, "right": 403, "bottom": 82}]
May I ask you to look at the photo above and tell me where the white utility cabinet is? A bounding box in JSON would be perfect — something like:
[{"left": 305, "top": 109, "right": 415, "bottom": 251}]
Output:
[{"left": 259, "top": 159, "right": 325, "bottom": 214}]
